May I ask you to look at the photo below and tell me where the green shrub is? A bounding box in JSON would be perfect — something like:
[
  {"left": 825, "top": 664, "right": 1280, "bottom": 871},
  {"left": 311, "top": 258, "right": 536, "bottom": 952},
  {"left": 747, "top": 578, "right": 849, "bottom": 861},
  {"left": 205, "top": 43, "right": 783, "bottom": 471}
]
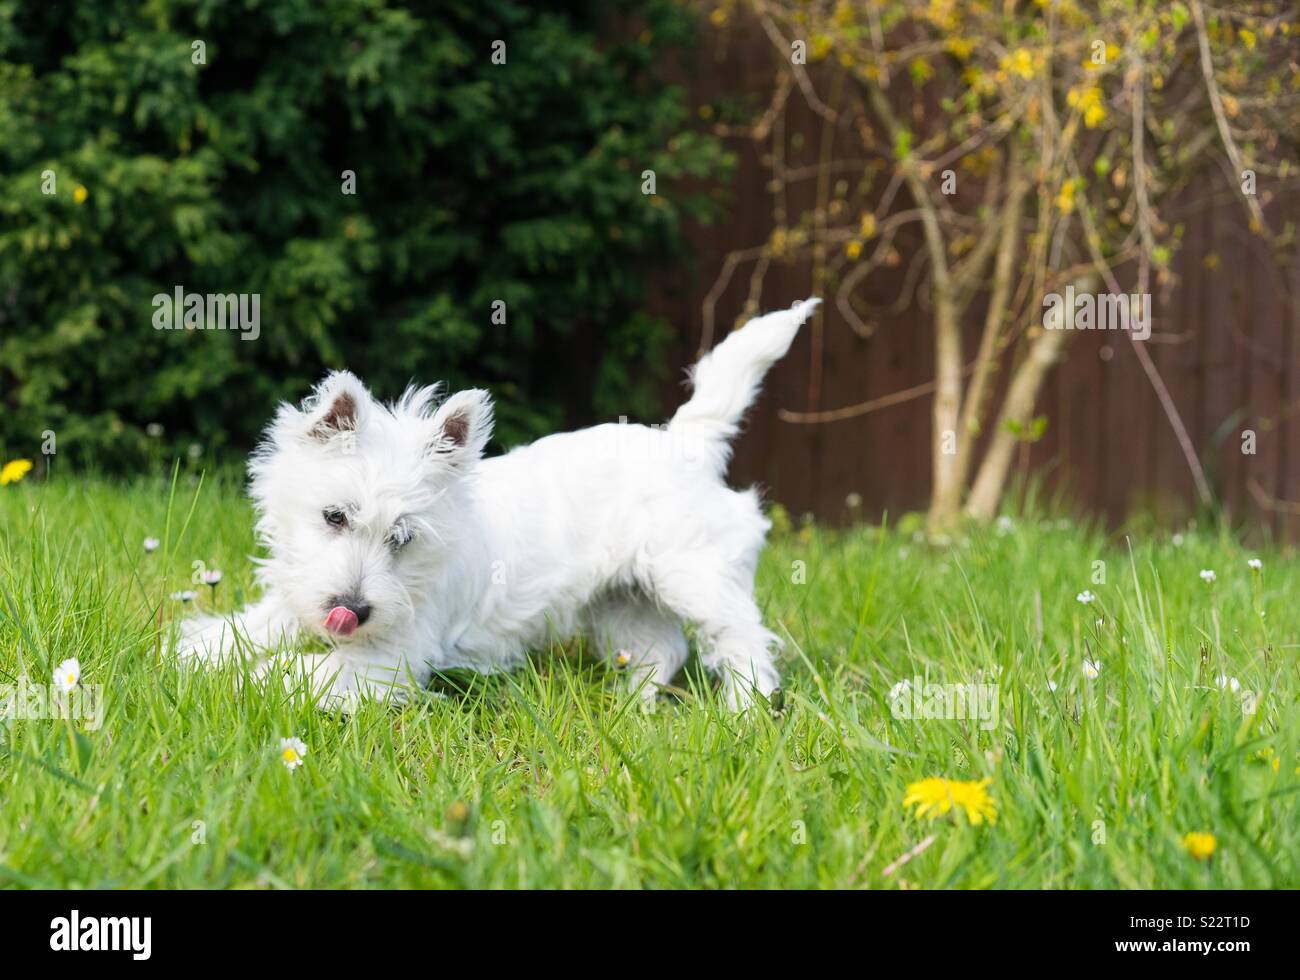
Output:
[{"left": 0, "top": 0, "right": 731, "bottom": 467}]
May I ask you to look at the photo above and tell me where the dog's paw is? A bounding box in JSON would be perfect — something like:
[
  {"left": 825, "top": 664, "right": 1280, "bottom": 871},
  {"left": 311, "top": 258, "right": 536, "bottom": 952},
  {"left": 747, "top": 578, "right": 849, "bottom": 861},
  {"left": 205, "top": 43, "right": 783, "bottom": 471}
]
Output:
[
  {"left": 170, "top": 614, "right": 240, "bottom": 666},
  {"left": 719, "top": 667, "right": 780, "bottom": 713}
]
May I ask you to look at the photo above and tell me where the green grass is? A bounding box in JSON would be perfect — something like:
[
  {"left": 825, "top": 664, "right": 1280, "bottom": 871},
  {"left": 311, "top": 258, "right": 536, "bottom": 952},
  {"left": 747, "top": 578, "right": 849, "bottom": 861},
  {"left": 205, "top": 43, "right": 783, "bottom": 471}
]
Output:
[{"left": 1, "top": 474, "right": 1297, "bottom": 888}]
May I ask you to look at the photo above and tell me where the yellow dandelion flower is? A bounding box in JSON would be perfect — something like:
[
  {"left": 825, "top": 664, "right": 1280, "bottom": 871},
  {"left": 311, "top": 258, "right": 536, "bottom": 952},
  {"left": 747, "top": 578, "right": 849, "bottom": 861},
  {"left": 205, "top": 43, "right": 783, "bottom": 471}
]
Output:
[
  {"left": 1238, "top": 29, "right": 1256, "bottom": 50},
  {"left": 846, "top": 240, "right": 863, "bottom": 260},
  {"left": 73, "top": 185, "right": 88, "bottom": 204},
  {"left": 904, "top": 777, "right": 998, "bottom": 825},
  {"left": 709, "top": 8, "right": 727, "bottom": 27},
  {"left": 1181, "top": 831, "right": 1216, "bottom": 860},
  {"left": 1, "top": 459, "right": 33, "bottom": 485}
]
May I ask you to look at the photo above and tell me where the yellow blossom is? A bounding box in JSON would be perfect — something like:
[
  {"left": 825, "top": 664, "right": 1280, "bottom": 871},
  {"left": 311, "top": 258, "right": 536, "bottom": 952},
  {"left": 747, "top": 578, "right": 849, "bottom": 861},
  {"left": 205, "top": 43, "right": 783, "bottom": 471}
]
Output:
[
  {"left": 73, "top": 185, "right": 88, "bottom": 204},
  {"left": 709, "top": 8, "right": 727, "bottom": 27},
  {"left": 1239, "top": 29, "right": 1256, "bottom": 50},
  {"left": 1181, "top": 831, "right": 1216, "bottom": 860},
  {"left": 1085, "top": 43, "right": 1121, "bottom": 69},
  {"left": 1, "top": 459, "right": 33, "bottom": 485},
  {"left": 1056, "top": 180, "right": 1077, "bottom": 214},
  {"left": 921, "top": 0, "right": 959, "bottom": 32},
  {"left": 859, "top": 213, "right": 877, "bottom": 238},
  {"left": 944, "top": 37, "right": 973, "bottom": 60},
  {"left": 904, "top": 777, "right": 998, "bottom": 825},
  {"left": 1001, "top": 48, "right": 1036, "bottom": 81},
  {"left": 1067, "top": 85, "right": 1106, "bottom": 128},
  {"left": 846, "top": 240, "right": 863, "bottom": 260}
]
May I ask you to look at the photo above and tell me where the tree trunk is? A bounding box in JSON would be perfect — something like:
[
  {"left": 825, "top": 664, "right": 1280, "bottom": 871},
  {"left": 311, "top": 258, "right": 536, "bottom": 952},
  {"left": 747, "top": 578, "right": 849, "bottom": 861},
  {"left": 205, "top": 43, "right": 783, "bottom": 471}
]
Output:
[
  {"left": 954, "top": 143, "right": 1027, "bottom": 494},
  {"left": 927, "top": 291, "right": 964, "bottom": 531},
  {"left": 964, "top": 325, "right": 1071, "bottom": 520}
]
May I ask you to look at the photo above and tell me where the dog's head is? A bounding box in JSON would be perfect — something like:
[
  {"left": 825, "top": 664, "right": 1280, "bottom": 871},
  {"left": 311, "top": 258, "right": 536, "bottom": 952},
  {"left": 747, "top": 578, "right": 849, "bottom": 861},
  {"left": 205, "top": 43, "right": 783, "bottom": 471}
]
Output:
[{"left": 249, "top": 371, "right": 492, "bottom": 643}]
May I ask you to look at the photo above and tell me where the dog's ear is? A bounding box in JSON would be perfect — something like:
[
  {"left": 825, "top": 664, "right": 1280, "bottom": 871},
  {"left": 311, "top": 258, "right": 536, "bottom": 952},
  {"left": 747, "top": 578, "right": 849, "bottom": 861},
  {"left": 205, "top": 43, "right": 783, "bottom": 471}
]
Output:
[
  {"left": 301, "top": 371, "right": 371, "bottom": 444},
  {"left": 428, "top": 389, "right": 493, "bottom": 468}
]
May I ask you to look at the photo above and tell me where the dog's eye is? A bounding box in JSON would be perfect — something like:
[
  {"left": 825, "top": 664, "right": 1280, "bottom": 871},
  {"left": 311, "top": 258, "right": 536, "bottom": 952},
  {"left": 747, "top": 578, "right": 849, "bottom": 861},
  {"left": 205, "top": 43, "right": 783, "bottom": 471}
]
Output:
[
  {"left": 323, "top": 508, "right": 348, "bottom": 529},
  {"left": 387, "top": 523, "right": 413, "bottom": 552}
]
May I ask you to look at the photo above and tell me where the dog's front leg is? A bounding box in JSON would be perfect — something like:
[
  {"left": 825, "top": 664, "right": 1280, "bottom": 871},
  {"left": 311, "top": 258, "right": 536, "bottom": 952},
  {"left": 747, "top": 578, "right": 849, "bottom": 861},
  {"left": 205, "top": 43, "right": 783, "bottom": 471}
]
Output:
[
  {"left": 295, "top": 645, "right": 433, "bottom": 713},
  {"left": 173, "top": 596, "right": 295, "bottom": 666}
]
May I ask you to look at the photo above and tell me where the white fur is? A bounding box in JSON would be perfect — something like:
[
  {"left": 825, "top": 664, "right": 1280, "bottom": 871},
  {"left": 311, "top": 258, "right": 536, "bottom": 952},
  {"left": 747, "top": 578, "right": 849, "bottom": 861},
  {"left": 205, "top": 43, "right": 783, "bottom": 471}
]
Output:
[{"left": 173, "top": 299, "right": 821, "bottom": 710}]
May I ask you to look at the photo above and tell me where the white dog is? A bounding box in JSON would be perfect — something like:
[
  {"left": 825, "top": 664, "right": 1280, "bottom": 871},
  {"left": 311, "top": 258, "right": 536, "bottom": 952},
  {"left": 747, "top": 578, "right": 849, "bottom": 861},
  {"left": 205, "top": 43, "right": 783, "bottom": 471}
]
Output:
[{"left": 174, "top": 298, "right": 820, "bottom": 710}]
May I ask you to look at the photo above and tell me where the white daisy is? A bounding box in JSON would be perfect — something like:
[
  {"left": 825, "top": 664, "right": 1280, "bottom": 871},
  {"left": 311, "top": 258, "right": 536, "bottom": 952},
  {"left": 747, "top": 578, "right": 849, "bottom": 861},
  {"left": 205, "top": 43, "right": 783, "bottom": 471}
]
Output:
[
  {"left": 279, "top": 736, "right": 308, "bottom": 772},
  {"left": 996, "top": 516, "right": 1015, "bottom": 536},
  {"left": 201, "top": 569, "right": 223, "bottom": 586},
  {"left": 1172, "top": 533, "right": 1185, "bottom": 547},
  {"left": 1199, "top": 569, "right": 1216, "bottom": 584},
  {"left": 54, "top": 658, "right": 80, "bottom": 693},
  {"left": 170, "top": 590, "right": 198, "bottom": 602},
  {"left": 1082, "top": 659, "right": 1101, "bottom": 680},
  {"left": 143, "top": 537, "right": 160, "bottom": 553},
  {"left": 1247, "top": 558, "right": 1262, "bottom": 571},
  {"left": 1076, "top": 590, "right": 1096, "bottom": 605},
  {"left": 1215, "top": 674, "right": 1241, "bottom": 693}
]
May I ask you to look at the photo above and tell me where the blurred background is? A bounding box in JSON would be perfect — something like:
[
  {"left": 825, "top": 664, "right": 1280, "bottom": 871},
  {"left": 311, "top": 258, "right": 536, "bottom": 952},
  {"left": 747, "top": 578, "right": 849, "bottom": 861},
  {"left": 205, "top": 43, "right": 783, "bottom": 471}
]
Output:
[{"left": 2, "top": 1, "right": 1298, "bottom": 537}]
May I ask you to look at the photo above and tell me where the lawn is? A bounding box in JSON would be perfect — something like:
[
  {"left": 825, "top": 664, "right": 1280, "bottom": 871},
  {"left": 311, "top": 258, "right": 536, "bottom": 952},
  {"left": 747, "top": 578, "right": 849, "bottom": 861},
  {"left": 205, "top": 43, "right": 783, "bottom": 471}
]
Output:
[{"left": 0, "top": 474, "right": 1296, "bottom": 888}]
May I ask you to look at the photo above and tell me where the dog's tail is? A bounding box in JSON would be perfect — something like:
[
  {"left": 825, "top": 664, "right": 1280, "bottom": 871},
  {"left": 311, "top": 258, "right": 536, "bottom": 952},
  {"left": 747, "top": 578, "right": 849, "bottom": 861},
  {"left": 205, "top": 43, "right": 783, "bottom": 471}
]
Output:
[{"left": 670, "top": 298, "right": 820, "bottom": 476}]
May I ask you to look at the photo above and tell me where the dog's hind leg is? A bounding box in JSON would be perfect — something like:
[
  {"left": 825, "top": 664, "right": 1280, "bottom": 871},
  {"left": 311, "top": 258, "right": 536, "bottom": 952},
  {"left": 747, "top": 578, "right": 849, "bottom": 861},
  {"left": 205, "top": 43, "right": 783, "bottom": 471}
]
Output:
[
  {"left": 588, "top": 596, "right": 688, "bottom": 704},
  {"left": 647, "top": 553, "right": 780, "bottom": 711}
]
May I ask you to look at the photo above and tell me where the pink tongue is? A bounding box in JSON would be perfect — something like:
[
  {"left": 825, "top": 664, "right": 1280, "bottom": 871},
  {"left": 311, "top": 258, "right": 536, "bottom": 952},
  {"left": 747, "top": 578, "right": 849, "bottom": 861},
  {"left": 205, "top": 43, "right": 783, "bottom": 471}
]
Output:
[{"left": 324, "top": 606, "right": 359, "bottom": 636}]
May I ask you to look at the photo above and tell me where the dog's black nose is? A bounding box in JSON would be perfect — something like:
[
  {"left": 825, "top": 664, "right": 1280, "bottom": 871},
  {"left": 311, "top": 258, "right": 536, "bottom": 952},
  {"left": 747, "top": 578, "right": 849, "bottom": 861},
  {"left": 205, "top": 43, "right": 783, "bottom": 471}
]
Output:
[{"left": 329, "top": 596, "right": 372, "bottom": 627}]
